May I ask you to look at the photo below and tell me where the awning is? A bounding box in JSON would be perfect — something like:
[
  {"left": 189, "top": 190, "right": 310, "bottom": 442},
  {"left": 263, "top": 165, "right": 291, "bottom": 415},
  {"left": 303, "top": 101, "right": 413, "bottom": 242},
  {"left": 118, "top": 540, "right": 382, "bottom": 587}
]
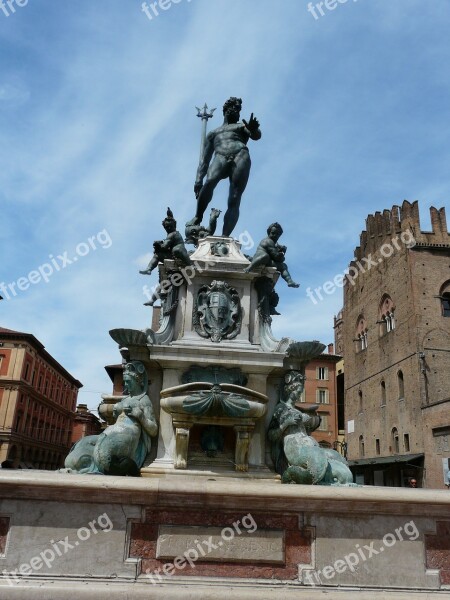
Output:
[{"left": 348, "top": 453, "right": 424, "bottom": 467}]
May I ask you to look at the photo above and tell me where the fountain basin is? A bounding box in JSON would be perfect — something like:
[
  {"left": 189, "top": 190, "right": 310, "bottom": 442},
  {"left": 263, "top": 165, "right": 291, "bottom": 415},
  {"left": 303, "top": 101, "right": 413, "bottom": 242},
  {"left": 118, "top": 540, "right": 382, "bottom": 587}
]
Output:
[{"left": 161, "top": 382, "right": 268, "bottom": 419}]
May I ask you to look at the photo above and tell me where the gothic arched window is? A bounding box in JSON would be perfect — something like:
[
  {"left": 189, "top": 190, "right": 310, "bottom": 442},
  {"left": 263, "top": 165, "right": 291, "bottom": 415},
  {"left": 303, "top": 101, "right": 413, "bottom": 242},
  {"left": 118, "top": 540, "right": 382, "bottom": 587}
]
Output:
[
  {"left": 379, "top": 294, "right": 396, "bottom": 335},
  {"left": 380, "top": 380, "right": 386, "bottom": 406},
  {"left": 355, "top": 315, "right": 368, "bottom": 352},
  {"left": 392, "top": 428, "right": 400, "bottom": 454},
  {"left": 440, "top": 281, "right": 450, "bottom": 317},
  {"left": 397, "top": 370, "right": 405, "bottom": 400}
]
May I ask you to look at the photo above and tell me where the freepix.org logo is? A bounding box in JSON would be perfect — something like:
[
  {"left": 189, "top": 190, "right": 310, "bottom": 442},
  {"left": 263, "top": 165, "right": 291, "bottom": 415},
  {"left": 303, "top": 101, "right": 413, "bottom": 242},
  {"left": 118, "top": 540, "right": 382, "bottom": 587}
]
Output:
[
  {"left": 0, "top": 0, "right": 29, "bottom": 18},
  {"left": 141, "top": 0, "right": 193, "bottom": 22},
  {"left": 307, "top": 0, "right": 360, "bottom": 21},
  {"left": 144, "top": 514, "right": 258, "bottom": 584},
  {"left": 303, "top": 520, "right": 419, "bottom": 586},
  {"left": 305, "top": 228, "right": 416, "bottom": 305},
  {"left": 0, "top": 230, "right": 112, "bottom": 301}
]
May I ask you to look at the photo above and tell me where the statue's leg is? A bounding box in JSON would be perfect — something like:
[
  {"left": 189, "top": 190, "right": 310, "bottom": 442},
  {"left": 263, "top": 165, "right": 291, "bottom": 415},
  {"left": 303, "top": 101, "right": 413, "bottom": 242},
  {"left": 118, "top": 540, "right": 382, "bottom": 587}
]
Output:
[
  {"left": 144, "top": 287, "right": 160, "bottom": 307},
  {"left": 196, "top": 156, "right": 228, "bottom": 222},
  {"left": 222, "top": 153, "right": 251, "bottom": 237},
  {"left": 243, "top": 252, "right": 271, "bottom": 273},
  {"left": 278, "top": 262, "right": 300, "bottom": 288},
  {"left": 173, "top": 244, "right": 193, "bottom": 267},
  {"left": 139, "top": 254, "right": 160, "bottom": 275}
]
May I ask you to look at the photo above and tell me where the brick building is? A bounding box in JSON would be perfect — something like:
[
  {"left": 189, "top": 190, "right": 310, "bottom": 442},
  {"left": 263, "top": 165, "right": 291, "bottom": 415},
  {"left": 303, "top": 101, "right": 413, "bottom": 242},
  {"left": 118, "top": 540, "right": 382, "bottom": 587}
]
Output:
[
  {"left": 0, "top": 327, "right": 82, "bottom": 469},
  {"left": 71, "top": 404, "right": 103, "bottom": 444},
  {"left": 105, "top": 363, "right": 125, "bottom": 396},
  {"left": 340, "top": 201, "right": 450, "bottom": 488},
  {"left": 297, "top": 344, "right": 341, "bottom": 450}
]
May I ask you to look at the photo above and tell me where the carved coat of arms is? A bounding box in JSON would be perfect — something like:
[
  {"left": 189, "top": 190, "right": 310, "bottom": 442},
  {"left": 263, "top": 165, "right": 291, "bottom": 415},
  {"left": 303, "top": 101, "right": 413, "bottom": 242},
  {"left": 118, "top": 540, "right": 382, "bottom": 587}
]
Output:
[{"left": 193, "top": 280, "right": 242, "bottom": 342}]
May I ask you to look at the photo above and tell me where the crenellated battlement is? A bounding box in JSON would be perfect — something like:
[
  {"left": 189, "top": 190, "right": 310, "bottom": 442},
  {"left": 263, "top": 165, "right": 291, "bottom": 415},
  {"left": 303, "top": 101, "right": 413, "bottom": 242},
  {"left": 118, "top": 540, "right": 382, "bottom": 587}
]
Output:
[{"left": 353, "top": 200, "right": 450, "bottom": 261}]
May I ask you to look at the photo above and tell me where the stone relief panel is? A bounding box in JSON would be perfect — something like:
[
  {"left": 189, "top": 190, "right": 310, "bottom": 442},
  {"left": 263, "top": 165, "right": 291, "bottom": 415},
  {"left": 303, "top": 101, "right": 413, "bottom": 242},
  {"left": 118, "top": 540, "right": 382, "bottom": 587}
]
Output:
[{"left": 129, "top": 509, "right": 312, "bottom": 581}]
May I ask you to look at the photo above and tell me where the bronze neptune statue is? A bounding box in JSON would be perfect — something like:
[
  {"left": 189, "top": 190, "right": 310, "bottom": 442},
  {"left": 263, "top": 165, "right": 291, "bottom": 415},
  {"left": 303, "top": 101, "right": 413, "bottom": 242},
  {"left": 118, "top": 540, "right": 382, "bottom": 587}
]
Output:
[{"left": 187, "top": 97, "right": 261, "bottom": 237}]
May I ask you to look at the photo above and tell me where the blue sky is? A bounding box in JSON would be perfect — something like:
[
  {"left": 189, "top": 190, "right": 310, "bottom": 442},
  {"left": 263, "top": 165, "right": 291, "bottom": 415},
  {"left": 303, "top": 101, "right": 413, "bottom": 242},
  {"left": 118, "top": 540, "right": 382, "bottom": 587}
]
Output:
[{"left": 1, "top": 0, "right": 449, "bottom": 410}]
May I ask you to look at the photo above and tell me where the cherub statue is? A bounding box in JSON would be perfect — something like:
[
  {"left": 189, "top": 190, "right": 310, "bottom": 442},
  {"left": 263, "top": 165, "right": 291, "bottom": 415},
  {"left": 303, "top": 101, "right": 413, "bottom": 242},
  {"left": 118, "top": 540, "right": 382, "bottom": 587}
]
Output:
[
  {"left": 244, "top": 223, "right": 299, "bottom": 288},
  {"left": 268, "top": 370, "right": 355, "bottom": 486},
  {"left": 140, "top": 208, "right": 192, "bottom": 275},
  {"left": 185, "top": 207, "right": 221, "bottom": 246},
  {"left": 63, "top": 361, "right": 158, "bottom": 476}
]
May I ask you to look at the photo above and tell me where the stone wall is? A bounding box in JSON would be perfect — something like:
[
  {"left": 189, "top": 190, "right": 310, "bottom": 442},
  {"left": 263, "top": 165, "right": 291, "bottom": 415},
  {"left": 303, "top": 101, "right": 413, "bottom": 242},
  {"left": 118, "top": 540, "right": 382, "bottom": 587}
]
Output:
[{"left": 1, "top": 471, "right": 450, "bottom": 598}]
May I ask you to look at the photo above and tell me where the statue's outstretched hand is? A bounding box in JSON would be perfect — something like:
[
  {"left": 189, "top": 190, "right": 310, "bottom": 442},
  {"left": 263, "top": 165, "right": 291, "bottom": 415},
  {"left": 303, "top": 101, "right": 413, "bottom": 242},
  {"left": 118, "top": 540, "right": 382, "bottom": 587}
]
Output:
[{"left": 243, "top": 113, "right": 260, "bottom": 135}]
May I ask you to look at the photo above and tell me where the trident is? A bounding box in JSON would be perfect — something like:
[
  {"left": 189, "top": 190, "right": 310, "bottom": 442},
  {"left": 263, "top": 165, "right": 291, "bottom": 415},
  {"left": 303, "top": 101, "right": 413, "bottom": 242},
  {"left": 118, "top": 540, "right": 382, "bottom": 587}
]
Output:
[{"left": 196, "top": 103, "right": 216, "bottom": 163}]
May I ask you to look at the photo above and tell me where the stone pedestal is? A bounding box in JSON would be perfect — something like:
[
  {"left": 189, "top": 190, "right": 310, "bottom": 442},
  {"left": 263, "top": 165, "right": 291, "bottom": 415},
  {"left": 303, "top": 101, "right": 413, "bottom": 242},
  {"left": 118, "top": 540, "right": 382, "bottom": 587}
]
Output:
[{"left": 1, "top": 471, "right": 450, "bottom": 598}]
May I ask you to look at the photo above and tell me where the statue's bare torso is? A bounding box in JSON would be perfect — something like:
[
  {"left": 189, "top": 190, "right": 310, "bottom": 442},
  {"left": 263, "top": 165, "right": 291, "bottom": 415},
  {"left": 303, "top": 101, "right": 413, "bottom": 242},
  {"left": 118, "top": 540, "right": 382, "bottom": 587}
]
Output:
[{"left": 209, "top": 123, "right": 250, "bottom": 157}]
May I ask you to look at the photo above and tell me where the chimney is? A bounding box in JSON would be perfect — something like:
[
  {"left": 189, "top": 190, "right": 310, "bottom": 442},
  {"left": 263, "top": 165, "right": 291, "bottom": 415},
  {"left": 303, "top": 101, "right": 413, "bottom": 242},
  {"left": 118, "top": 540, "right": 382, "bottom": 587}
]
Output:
[
  {"left": 152, "top": 306, "right": 161, "bottom": 331},
  {"left": 328, "top": 343, "right": 334, "bottom": 355}
]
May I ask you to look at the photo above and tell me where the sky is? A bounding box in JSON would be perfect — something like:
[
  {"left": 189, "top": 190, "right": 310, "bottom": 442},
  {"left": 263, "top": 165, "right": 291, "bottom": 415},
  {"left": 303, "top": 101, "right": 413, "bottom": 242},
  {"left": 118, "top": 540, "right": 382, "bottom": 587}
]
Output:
[{"left": 1, "top": 0, "right": 449, "bottom": 411}]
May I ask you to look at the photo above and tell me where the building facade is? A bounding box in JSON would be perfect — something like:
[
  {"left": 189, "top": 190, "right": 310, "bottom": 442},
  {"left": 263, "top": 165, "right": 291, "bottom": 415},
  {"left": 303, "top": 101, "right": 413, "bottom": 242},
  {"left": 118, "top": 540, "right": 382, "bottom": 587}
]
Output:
[
  {"left": 297, "top": 344, "right": 341, "bottom": 450},
  {"left": 0, "top": 327, "right": 82, "bottom": 469},
  {"left": 104, "top": 363, "right": 125, "bottom": 396},
  {"left": 71, "top": 404, "right": 103, "bottom": 445},
  {"left": 341, "top": 201, "right": 450, "bottom": 488}
]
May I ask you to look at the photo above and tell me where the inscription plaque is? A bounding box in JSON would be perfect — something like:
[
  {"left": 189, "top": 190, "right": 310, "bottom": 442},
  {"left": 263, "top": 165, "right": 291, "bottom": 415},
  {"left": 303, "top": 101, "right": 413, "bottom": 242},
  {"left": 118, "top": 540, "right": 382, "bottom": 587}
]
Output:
[{"left": 156, "top": 525, "right": 285, "bottom": 565}]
